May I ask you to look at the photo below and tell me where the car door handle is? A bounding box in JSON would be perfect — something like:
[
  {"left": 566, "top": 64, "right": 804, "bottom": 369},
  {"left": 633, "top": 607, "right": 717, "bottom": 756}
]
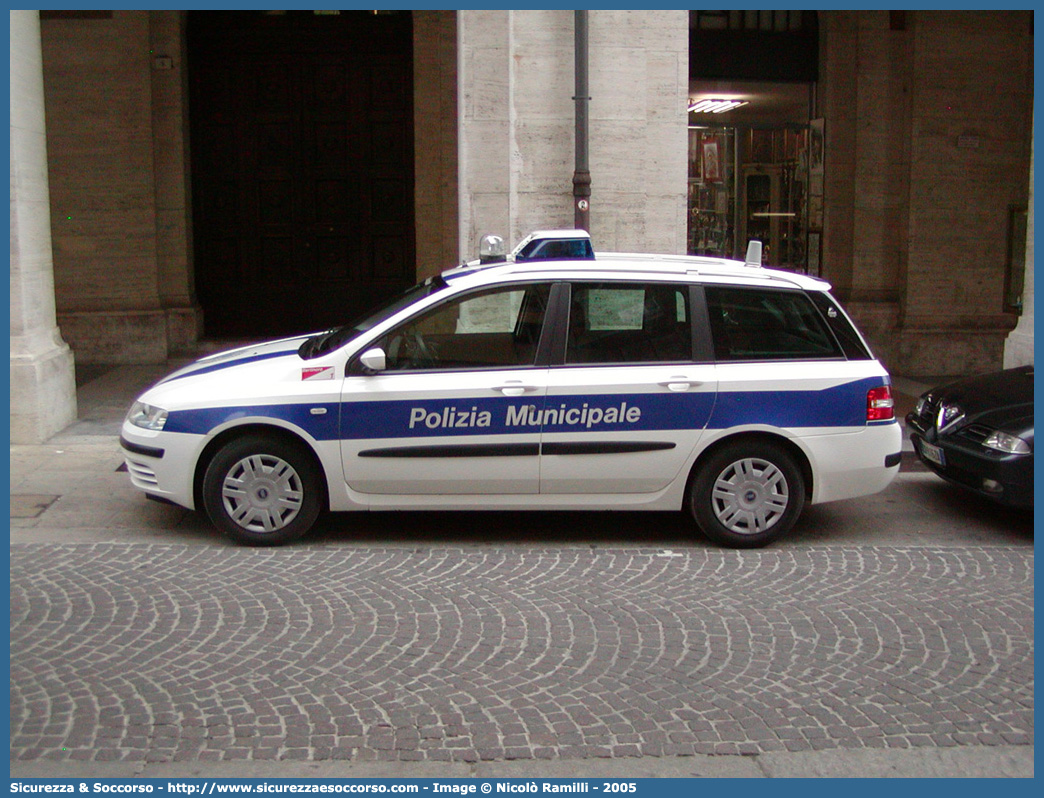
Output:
[
  {"left": 659, "top": 376, "right": 700, "bottom": 392},
  {"left": 495, "top": 381, "right": 539, "bottom": 397}
]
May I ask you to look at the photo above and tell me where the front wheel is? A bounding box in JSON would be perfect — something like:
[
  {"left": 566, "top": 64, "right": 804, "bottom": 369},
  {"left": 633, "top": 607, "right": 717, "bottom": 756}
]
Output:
[
  {"left": 690, "top": 441, "right": 806, "bottom": 548},
  {"left": 202, "top": 434, "right": 323, "bottom": 546}
]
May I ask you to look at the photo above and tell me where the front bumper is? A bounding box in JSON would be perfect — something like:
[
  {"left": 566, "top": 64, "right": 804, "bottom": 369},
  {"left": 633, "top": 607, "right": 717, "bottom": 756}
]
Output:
[
  {"left": 906, "top": 414, "right": 1034, "bottom": 508},
  {"left": 120, "top": 423, "right": 201, "bottom": 510}
]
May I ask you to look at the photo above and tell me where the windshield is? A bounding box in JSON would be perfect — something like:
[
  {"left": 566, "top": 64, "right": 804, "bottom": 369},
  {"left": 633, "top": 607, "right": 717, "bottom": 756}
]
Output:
[{"left": 298, "top": 275, "right": 449, "bottom": 360}]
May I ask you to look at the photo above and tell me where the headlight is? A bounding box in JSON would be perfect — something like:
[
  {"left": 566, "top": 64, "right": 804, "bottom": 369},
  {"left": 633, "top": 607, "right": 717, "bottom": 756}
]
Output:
[
  {"left": 983, "top": 430, "right": 1031, "bottom": 455},
  {"left": 127, "top": 401, "right": 168, "bottom": 431}
]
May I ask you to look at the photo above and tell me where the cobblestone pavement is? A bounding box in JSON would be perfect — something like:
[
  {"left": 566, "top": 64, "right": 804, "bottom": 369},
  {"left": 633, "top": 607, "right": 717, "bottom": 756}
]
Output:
[{"left": 10, "top": 542, "right": 1033, "bottom": 765}]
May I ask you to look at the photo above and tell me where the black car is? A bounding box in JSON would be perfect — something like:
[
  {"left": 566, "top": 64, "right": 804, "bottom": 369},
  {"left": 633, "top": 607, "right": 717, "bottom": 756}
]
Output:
[{"left": 906, "top": 366, "right": 1034, "bottom": 508}]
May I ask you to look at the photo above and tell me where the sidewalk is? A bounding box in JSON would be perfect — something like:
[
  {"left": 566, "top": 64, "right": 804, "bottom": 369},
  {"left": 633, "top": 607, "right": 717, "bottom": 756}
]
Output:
[
  {"left": 8, "top": 745, "right": 1037, "bottom": 779},
  {"left": 11, "top": 364, "right": 200, "bottom": 542}
]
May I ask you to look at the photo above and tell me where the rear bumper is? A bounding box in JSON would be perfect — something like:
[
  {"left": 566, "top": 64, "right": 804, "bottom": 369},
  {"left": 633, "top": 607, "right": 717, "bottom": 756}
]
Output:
[{"left": 803, "top": 421, "right": 902, "bottom": 504}]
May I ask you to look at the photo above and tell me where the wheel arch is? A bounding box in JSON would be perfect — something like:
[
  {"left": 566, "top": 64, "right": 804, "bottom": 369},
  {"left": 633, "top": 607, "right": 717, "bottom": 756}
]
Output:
[
  {"left": 686, "top": 430, "right": 814, "bottom": 503},
  {"left": 192, "top": 422, "right": 331, "bottom": 513}
]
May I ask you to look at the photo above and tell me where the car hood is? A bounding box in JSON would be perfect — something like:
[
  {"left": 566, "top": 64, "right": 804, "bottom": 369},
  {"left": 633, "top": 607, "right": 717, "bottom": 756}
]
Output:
[
  {"left": 933, "top": 366, "right": 1034, "bottom": 436},
  {"left": 157, "top": 335, "right": 313, "bottom": 386}
]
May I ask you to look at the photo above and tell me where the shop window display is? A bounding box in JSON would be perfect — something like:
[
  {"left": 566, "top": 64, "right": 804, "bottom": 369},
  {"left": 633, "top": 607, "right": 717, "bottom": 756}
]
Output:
[
  {"left": 688, "top": 126, "right": 812, "bottom": 274},
  {"left": 687, "top": 128, "right": 736, "bottom": 259}
]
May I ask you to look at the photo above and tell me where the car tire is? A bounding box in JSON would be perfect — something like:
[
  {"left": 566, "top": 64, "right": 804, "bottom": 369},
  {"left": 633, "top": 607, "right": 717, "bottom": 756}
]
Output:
[
  {"left": 690, "top": 440, "right": 805, "bottom": 548},
  {"left": 202, "top": 433, "right": 323, "bottom": 546}
]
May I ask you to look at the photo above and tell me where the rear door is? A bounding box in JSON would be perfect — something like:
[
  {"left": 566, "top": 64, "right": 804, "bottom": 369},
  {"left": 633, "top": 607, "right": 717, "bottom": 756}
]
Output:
[
  {"left": 339, "top": 282, "right": 553, "bottom": 495},
  {"left": 540, "top": 281, "right": 717, "bottom": 494}
]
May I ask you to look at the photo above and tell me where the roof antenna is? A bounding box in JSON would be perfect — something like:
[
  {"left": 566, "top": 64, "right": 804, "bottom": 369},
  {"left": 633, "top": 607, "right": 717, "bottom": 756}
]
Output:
[{"left": 744, "top": 240, "right": 763, "bottom": 268}]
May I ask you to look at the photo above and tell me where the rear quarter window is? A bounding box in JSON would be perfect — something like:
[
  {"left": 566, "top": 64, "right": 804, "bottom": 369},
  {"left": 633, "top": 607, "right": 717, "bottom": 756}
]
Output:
[
  {"left": 807, "top": 291, "right": 873, "bottom": 360},
  {"left": 705, "top": 286, "right": 845, "bottom": 362}
]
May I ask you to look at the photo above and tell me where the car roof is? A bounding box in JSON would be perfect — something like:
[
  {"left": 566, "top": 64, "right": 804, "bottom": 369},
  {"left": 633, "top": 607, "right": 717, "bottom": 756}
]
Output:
[{"left": 443, "top": 251, "right": 831, "bottom": 292}]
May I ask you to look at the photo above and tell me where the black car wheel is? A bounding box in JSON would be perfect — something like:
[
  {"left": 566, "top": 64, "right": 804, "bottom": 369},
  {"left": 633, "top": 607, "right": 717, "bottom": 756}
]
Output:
[
  {"left": 202, "top": 433, "right": 322, "bottom": 546},
  {"left": 691, "top": 440, "right": 805, "bottom": 548}
]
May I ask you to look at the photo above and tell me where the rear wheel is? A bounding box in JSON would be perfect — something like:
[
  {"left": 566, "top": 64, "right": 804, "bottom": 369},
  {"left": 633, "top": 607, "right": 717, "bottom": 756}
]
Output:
[
  {"left": 690, "top": 441, "right": 805, "bottom": 548},
  {"left": 202, "top": 434, "right": 322, "bottom": 546}
]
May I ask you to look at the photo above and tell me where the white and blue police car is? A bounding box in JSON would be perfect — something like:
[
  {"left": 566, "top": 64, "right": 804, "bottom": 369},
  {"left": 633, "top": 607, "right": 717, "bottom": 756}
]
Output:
[{"left": 121, "top": 231, "right": 902, "bottom": 548}]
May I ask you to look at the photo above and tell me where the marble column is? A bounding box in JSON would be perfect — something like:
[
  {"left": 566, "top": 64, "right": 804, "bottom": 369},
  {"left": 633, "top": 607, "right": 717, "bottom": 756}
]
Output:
[{"left": 10, "top": 9, "right": 77, "bottom": 443}]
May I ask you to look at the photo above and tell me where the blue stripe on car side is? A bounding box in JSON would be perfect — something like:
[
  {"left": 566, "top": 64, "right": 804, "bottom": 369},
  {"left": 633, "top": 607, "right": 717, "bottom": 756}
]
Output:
[
  {"left": 164, "top": 403, "right": 340, "bottom": 439},
  {"left": 707, "top": 377, "right": 877, "bottom": 430},
  {"left": 162, "top": 377, "right": 892, "bottom": 441}
]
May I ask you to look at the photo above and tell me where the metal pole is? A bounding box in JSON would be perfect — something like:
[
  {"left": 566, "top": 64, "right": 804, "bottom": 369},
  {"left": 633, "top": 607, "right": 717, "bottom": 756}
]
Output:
[{"left": 572, "top": 10, "right": 591, "bottom": 231}]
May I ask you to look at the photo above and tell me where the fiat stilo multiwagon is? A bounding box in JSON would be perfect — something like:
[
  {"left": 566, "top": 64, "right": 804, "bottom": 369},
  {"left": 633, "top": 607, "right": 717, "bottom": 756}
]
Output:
[{"left": 121, "top": 230, "right": 902, "bottom": 548}]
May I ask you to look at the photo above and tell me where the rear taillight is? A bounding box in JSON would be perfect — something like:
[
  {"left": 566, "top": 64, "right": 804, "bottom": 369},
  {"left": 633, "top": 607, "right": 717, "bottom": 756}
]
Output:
[{"left": 867, "top": 385, "right": 895, "bottom": 422}]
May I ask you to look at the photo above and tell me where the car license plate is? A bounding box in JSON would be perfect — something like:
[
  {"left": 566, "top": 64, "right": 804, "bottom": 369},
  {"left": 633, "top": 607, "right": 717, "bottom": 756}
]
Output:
[{"left": 919, "top": 440, "right": 946, "bottom": 467}]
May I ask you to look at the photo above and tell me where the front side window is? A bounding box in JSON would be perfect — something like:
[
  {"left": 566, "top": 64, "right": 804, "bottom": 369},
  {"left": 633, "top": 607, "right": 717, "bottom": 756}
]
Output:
[
  {"left": 380, "top": 283, "right": 551, "bottom": 371},
  {"left": 705, "top": 285, "right": 843, "bottom": 361},
  {"left": 566, "top": 283, "right": 692, "bottom": 364}
]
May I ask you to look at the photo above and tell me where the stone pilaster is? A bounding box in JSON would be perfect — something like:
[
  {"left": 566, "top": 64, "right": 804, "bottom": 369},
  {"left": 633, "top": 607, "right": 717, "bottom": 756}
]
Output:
[
  {"left": 414, "top": 10, "right": 459, "bottom": 277},
  {"left": 457, "top": 10, "right": 688, "bottom": 259},
  {"left": 149, "top": 10, "right": 203, "bottom": 355},
  {"left": 1004, "top": 118, "right": 1034, "bottom": 368}
]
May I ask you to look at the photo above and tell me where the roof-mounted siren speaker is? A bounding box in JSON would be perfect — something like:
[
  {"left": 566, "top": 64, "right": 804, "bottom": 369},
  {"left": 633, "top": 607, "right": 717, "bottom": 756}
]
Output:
[{"left": 744, "top": 239, "right": 763, "bottom": 268}]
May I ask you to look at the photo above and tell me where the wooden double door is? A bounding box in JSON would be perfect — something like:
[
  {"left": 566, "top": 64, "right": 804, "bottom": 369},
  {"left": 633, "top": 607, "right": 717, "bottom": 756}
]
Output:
[{"left": 189, "top": 11, "right": 415, "bottom": 338}]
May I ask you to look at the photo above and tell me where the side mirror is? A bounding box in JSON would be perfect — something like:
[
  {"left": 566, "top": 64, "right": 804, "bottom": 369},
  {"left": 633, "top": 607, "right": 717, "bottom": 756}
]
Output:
[{"left": 359, "top": 347, "right": 387, "bottom": 373}]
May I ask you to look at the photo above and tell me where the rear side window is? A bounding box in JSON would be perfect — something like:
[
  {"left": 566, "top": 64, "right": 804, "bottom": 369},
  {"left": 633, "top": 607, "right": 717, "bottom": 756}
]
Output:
[
  {"left": 705, "top": 286, "right": 844, "bottom": 362},
  {"left": 566, "top": 283, "right": 692, "bottom": 364}
]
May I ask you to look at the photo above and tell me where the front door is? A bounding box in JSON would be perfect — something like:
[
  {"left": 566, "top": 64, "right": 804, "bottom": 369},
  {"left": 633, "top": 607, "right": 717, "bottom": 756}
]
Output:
[
  {"left": 340, "top": 283, "right": 554, "bottom": 495},
  {"left": 188, "top": 11, "right": 415, "bottom": 338}
]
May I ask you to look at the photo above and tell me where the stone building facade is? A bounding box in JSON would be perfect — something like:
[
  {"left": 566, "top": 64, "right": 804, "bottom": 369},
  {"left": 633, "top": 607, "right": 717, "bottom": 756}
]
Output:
[
  {"left": 9, "top": 10, "right": 1034, "bottom": 442},
  {"left": 819, "top": 11, "right": 1034, "bottom": 375}
]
